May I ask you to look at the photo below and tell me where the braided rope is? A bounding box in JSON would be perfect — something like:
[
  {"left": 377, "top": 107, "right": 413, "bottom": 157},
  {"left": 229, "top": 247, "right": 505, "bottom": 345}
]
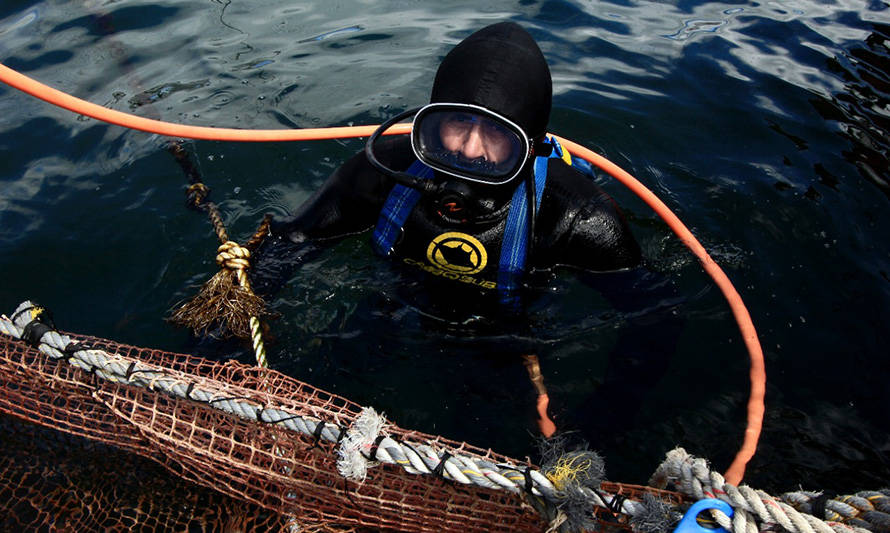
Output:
[
  {"left": 248, "top": 316, "right": 267, "bottom": 368},
  {"left": 2, "top": 301, "right": 672, "bottom": 527},
  {"left": 782, "top": 491, "right": 890, "bottom": 533},
  {"left": 215, "top": 241, "right": 268, "bottom": 367},
  {"left": 175, "top": 145, "right": 268, "bottom": 367},
  {"left": 185, "top": 182, "right": 211, "bottom": 212},
  {"left": 649, "top": 448, "right": 884, "bottom": 533},
  {"left": 184, "top": 181, "right": 229, "bottom": 244},
  {"left": 245, "top": 214, "right": 273, "bottom": 251}
]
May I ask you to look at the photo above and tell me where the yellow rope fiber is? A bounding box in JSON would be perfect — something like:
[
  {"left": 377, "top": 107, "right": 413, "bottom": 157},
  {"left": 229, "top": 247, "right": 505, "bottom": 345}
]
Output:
[{"left": 545, "top": 453, "right": 598, "bottom": 492}]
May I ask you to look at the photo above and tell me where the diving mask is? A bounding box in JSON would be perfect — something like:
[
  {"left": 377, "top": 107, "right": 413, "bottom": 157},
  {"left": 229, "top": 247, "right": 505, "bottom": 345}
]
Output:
[
  {"left": 411, "top": 103, "right": 531, "bottom": 185},
  {"left": 365, "top": 104, "right": 533, "bottom": 190}
]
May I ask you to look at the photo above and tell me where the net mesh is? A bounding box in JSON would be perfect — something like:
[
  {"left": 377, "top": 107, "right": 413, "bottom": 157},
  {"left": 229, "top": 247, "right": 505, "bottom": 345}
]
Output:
[
  {"left": 0, "top": 414, "right": 290, "bottom": 532},
  {"left": 0, "top": 331, "right": 682, "bottom": 531}
]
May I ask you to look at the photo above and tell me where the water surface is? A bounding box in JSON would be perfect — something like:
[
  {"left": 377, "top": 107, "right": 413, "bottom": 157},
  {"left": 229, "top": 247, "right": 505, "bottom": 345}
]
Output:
[{"left": 1, "top": 0, "right": 889, "bottom": 495}]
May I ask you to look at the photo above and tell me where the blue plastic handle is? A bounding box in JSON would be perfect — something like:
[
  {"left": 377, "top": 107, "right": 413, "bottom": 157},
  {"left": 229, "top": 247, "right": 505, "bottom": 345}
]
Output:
[{"left": 673, "top": 498, "right": 734, "bottom": 533}]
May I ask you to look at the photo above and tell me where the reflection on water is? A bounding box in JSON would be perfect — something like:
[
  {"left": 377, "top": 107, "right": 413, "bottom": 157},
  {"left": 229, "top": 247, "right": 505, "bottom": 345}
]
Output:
[
  {"left": 298, "top": 24, "right": 363, "bottom": 43},
  {"left": 0, "top": 0, "right": 889, "bottom": 497},
  {"left": 663, "top": 8, "right": 744, "bottom": 41},
  {"left": 815, "top": 22, "right": 890, "bottom": 197}
]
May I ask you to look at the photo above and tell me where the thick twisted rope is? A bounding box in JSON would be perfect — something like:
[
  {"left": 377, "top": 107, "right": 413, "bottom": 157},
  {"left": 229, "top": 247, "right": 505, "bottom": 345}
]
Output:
[
  {"left": 782, "top": 492, "right": 890, "bottom": 533},
  {"left": 214, "top": 240, "right": 268, "bottom": 367},
  {"left": 649, "top": 448, "right": 886, "bottom": 533},
  {"left": 2, "top": 301, "right": 679, "bottom": 530}
]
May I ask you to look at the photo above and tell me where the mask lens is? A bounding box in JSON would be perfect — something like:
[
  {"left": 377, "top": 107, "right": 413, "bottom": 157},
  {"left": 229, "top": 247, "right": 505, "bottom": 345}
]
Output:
[{"left": 412, "top": 106, "right": 528, "bottom": 184}]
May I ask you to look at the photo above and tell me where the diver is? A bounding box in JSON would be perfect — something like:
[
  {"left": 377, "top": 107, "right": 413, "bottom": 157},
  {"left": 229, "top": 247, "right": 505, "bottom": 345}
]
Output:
[
  {"left": 250, "top": 22, "right": 681, "bottom": 449},
  {"left": 253, "top": 22, "right": 641, "bottom": 305}
]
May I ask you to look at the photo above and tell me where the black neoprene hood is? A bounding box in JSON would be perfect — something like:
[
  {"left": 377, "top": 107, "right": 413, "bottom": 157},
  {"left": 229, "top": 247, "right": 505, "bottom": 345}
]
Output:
[{"left": 430, "top": 22, "right": 552, "bottom": 141}]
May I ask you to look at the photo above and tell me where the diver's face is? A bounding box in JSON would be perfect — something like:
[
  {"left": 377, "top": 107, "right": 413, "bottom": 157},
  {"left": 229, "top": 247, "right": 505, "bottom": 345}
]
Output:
[{"left": 439, "top": 112, "right": 514, "bottom": 164}]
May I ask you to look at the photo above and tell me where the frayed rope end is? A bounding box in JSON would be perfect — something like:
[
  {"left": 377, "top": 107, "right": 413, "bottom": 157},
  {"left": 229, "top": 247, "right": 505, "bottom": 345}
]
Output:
[{"left": 337, "top": 407, "right": 388, "bottom": 482}]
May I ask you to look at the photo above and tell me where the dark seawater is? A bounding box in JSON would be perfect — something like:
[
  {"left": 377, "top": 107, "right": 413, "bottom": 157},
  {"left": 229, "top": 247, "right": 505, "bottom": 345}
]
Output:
[{"left": 1, "top": 0, "right": 888, "bottom": 501}]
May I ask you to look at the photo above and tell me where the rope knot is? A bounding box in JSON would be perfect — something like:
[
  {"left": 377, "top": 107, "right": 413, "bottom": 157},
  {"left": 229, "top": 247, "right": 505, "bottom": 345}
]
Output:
[
  {"left": 186, "top": 182, "right": 210, "bottom": 208},
  {"left": 216, "top": 241, "right": 251, "bottom": 271}
]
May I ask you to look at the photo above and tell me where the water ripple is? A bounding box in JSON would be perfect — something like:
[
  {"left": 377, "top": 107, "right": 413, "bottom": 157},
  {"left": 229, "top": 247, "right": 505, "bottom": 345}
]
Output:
[{"left": 298, "top": 24, "right": 363, "bottom": 43}]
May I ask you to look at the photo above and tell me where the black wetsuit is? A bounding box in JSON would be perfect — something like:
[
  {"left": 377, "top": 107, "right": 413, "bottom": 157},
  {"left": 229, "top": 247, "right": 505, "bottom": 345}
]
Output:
[
  {"left": 255, "top": 20, "right": 638, "bottom": 301},
  {"left": 251, "top": 135, "right": 641, "bottom": 306}
]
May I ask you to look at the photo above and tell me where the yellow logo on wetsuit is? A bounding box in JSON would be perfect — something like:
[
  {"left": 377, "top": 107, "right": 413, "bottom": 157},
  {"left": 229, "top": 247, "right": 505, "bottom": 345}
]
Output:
[
  {"left": 426, "top": 232, "right": 488, "bottom": 274},
  {"left": 401, "top": 232, "right": 495, "bottom": 289}
]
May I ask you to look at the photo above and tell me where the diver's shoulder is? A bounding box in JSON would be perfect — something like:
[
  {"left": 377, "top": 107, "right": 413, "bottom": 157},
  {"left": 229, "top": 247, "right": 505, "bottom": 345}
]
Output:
[
  {"left": 538, "top": 159, "right": 641, "bottom": 269},
  {"left": 542, "top": 158, "right": 616, "bottom": 211}
]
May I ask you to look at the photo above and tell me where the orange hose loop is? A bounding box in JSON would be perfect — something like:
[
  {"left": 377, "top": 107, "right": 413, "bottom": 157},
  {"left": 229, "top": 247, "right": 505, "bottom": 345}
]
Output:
[
  {"left": 1, "top": 62, "right": 765, "bottom": 484},
  {"left": 554, "top": 136, "right": 766, "bottom": 486}
]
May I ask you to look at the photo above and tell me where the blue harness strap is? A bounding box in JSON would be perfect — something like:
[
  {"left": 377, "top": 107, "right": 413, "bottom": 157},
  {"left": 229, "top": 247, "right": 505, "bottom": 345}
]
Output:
[
  {"left": 569, "top": 154, "right": 595, "bottom": 177},
  {"left": 497, "top": 136, "right": 563, "bottom": 302},
  {"left": 371, "top": 160, "right": 434, "bottom": 256}
]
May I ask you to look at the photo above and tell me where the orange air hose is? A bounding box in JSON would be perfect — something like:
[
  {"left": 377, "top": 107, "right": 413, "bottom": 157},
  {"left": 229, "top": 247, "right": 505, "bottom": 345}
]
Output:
[
  {"left": 0, "top": 62, "right": 764, "bottom": 485},
  {"left": 0, "top": 63, "right": 411, "bottom": 141}
]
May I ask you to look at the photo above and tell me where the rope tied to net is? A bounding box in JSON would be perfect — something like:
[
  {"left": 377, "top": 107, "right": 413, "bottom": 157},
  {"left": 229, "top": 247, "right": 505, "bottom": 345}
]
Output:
[
  {"left": 1, "top": 300, "right": 687, "bottom": 532},
  {"left": 166, "top": 142, "right": 271, "bottom": 367},
  {"left": 334, "top": 406, "right": 687, "bottom": 533},
  {"left": 649, "top": 448, "right": 886, "bottom": 533}
]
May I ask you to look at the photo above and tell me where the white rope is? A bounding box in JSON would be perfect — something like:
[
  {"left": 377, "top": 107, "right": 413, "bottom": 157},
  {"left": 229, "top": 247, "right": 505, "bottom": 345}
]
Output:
[{"left": 649, "top": 447, "right": 878, "bottom": 533}]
